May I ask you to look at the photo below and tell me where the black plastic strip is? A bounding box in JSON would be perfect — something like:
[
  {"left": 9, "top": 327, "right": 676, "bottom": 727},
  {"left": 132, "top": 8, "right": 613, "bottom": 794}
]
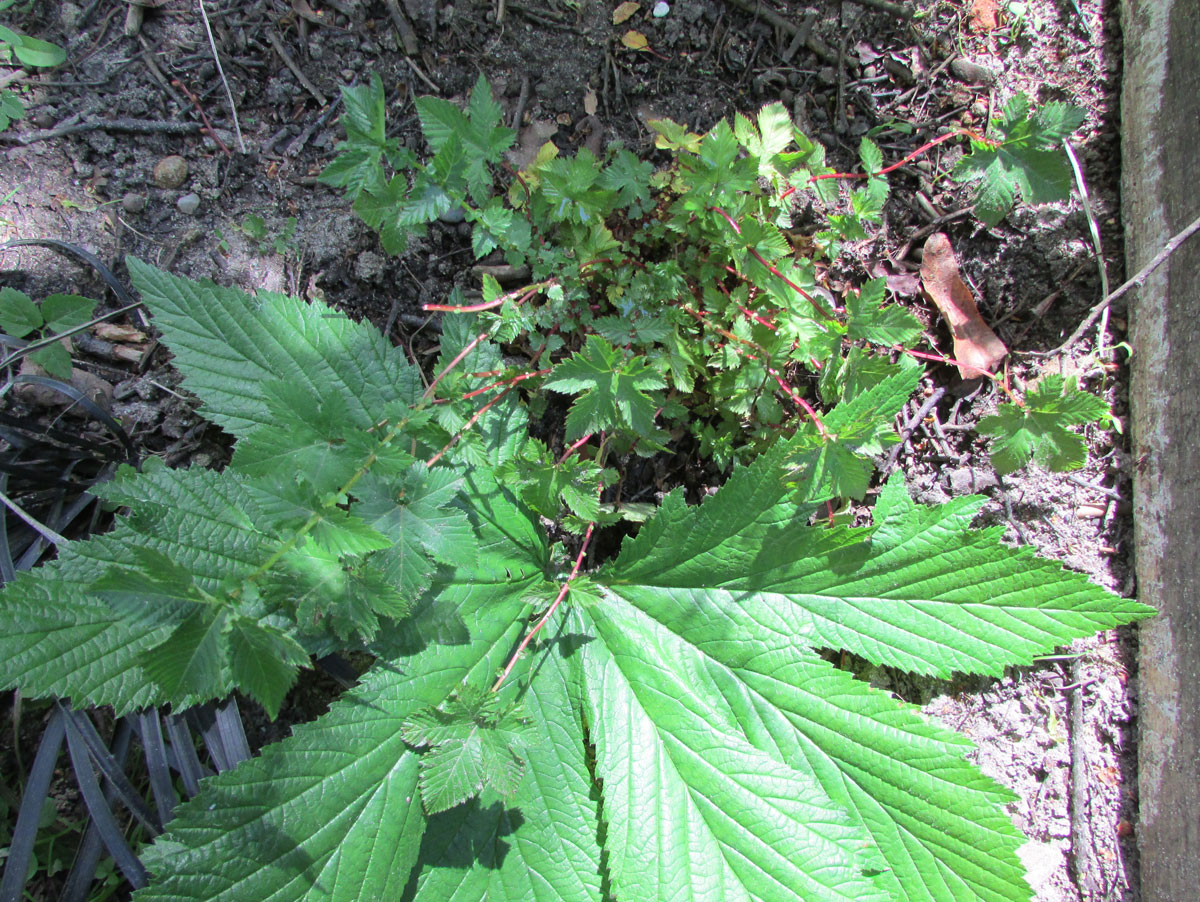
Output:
[
  {"left": 214, "top": 697, "right": 251, "bottom": 768},
  {"left": 64, "top": 707, "right": 161, "bottom": 834},
  {"left": 317, "top": 653, "right": 361, "bottom": 688},
  {"left": 0, "top": 474, "right": 15, "bottom": 585},
  {"left": 59, "top": 717, "right": 135, "bottom": 902},
  {"left": 61, "top": 709, "right": 148, "bottom": 890},
  {"left": 137, "top": 710, "right": 179, "bottom": 826},
  {"left": 9, "top": 375, "right": 135, "bottom": 461},
  {"left": 0, "top": 238, "right": 139, "bottom": 308},
  {"left": 0, "top": 708, "right": 66, "bottom": 902},
  {"left": 163, "top": 713, "right": 206, "bottom": 796},
  {"left": 188, "top": 703, "right": 231, "bottom": 773}
]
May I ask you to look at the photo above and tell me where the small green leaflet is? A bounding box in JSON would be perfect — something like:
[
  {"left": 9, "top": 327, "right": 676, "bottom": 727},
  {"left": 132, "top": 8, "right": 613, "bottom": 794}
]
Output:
[
  {"left": 415, "top": 73, "right": 514, "bottom": 201},
  {"left": 978, "top": 373, "right": 1110, "bottom": 474},
  {"left": 494, "top": 437, "right": 606, "bottom": 526},
  {"left": 0, "top": 287, "right": 43, "bottom": 337},
  {"left": 318, "top": 74, "right": 407, "bottom": 200},
  {"left": 953, "top": 93, "right": 1086, "bottom": 226},
  {"left": 0, "top": 89, "right": 25, "bottom": 131},
  {"left": 401, "top": 686, "right": 530, "bottom": 814},
  {"left": 845, "top": 277, "right": 922, "bottom": 346},
  {"left": 543, "top": 335, "right": 666, "bottom": 440},
  {"left": 598, "top": 147, "right": 654, "bottom": 211},
  {"left": 785, "top": 366, "right": 921, "bottom": 501}
]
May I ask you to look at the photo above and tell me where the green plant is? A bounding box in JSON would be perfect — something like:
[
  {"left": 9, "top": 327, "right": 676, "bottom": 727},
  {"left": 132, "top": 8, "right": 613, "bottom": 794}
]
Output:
[
  {"left": 0, "top": 286, "right": 95, "bottom": 378},
  {"left": 320, "top": 76, "right": 1097, "bottom": 475},
  {"left": 952, "top": 93, "right": 1087, "bottom": 226},
  {"left": 0, "top": 258, "right": 1152, "bottom": 901},
  {"left": 215, "top": 215, "right": 298, "bottom": 257},
  {"left": 0, "top": 1, "right": 65, "bottom": 132},
  {"left": 979, "top": 373, "right": 1110, "bottom": 474}
]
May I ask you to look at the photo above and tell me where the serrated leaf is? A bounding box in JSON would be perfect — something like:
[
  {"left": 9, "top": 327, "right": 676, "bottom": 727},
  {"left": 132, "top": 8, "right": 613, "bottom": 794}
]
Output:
[
  {"left": 402, "top": 689, "right": 529, "bottom": 813},
  {"left": 127, "top": 257, "right": 422, "bottom": 439},
  {"left": 953, "top": 93, "right": 1084, "bottom": 225},
  {"left": 40, "top": 293, "right": 96, "bottom": 332},
  {"left": 784, "top": 366, "right": 921, "bottom": 501},
  {"left": 543, "top": 335, "right": 666, "bottom": 440},
  {"left": 646, "top": 116, "right": 703, "bottom": 153},
  {"left": 0, "top": 286, "right": 42, "bottom": 337},
  {"left": 30, "top": 340, "right": 72, "bottom": 379},
  {"left": 598, "top": 148, "right": 653, "bottom": 210},
  {"left": 341, "top": 72, "right": 388, "bottom": 144},
  {"left": 846, "top": 277, "right": 923, "bottom": 345},
  {"left": 403, "top": 629, "right": 604, "bottom": 900},
  {"left": 135, "top": 471, "right": 547, "bottom": 902},
  {"left": 978, "top": 374, "right": 1109, "bottom": 474},
  {"left": 228, "top": 618, "right": 309, "bottom": 718},
  {"left": 142, "top": 606, "right": 228, "bottom": 700},
  {"left": 859, "top": 136, "right": 883, "bottom": 175},
  {"left": 582, "top": 606, "right": 887, "bottom": 902},
  {"left": 593, "top": 446, "right": 1153, "bottom": 901},
  {"left": 318, "top": 146, "right": 387, "bottom": 199}
]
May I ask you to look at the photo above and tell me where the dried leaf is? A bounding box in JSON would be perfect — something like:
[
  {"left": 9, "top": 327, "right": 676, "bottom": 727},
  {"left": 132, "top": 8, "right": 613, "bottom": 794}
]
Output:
[
  {"left": 621, "top": 30, "right": 649, "bottom": 51},
  {"left": 967, "top": 0, "right": 999, "bottom": 32},
  {"left": 613, "top": 2, "right": 641, "bottom": 25},
  {"left": 505, "top": 119, "right": 558, "bottom": 171},
  {"left": 867, "top": 261, "right": 922, "bottom": 297},
  {"left": 583, "top": 89, "right": 598, "bottom": 116},
  {"left": 920, "top": 233, "right": 1007, "bottom": 379}
]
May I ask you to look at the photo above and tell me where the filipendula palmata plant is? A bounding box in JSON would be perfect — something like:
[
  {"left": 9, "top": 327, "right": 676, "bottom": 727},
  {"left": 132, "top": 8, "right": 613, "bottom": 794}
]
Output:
[{"left": 0, "top": 259, "right": 1152, "bottom": 902}]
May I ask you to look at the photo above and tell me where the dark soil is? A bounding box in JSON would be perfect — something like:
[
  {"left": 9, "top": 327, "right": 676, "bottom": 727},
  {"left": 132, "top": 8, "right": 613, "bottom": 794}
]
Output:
[{"left": 0, "top": 1, "right": 1139, "bottom": 900}]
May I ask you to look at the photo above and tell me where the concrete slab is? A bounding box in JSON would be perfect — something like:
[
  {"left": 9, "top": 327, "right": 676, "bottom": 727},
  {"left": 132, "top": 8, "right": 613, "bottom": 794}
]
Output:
[{"left": 1123, "top": 1, "right": 1200, "bottom": 898}]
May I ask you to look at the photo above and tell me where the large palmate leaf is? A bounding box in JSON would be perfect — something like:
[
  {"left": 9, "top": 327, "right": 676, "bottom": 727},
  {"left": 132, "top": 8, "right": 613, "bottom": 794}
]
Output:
[
  {"left": 588, "top": 442, "right": 1152, "bottom": 901},
  {"left": 134, "top": 474, "right": 572, "bottom": 902},
  {"left": 126, "top": 257, "right": 423, "bottom": 438}
]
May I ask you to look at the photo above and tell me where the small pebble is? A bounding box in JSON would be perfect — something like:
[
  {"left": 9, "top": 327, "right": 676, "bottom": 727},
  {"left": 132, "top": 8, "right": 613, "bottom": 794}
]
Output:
[
  {"left": 1077, "top": 504, "right": 1107, "bottom": 519},
  {"left": 177, "top": 192, "right": 201, "bottom": 215},
  {"left": 122, "top": 192, "right": 146, "bottom": 213},
  {"left": 154, "top": 154, "right": 189, "bottom": 189},
  {"left": 652, "top": 1, "right": 670, "bottom": 16},
  {"left": 439, "top": 205, "right": 466, "bottom": 224}
]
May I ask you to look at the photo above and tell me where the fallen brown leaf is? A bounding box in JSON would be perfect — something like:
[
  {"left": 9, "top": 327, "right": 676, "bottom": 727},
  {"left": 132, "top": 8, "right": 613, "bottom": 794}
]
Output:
[
  {"left": 867, "top": 260, "right": 922, "bottom": 297},
  {"left": 612, "top": 1, "right": 641, "bottom": 24},
  {"left": 920, "top": 233, "right": 1007, "bottom": 379}
]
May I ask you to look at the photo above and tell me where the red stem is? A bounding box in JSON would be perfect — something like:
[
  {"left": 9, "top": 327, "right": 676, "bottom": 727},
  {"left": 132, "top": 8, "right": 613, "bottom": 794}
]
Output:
[
  {"left": 559, "top": 433, "right": 595, "bottom": 465},
  {"left": 491, "top": 525, "right": 594, "bottom": 693},
  {"left": 425, "top": 385, "right": 517, "bottom": 467},
  {"left": 708, "top": 206, "right": 835, "bottom": 321},
  {"left": 422, "top": 330, "right": 492, "bottom": 400},
  {"left": 460, "top": 368, "right": 551, "bottom": 400},
  {"left": 423, "top": 281, "right": 550, "bottom": 314},
  {"left": 809, "top": 129, "right": 995, "bottom": 184}
]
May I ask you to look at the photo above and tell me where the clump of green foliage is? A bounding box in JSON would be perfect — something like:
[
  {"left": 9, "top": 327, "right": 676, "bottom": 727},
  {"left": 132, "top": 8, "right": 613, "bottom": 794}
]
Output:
[
  {"left": 321, "top": 74, "right": 1105, "bottom": 474},
  {"left": 0, "top": 81, "right": 1138, "bottom": 902}
]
